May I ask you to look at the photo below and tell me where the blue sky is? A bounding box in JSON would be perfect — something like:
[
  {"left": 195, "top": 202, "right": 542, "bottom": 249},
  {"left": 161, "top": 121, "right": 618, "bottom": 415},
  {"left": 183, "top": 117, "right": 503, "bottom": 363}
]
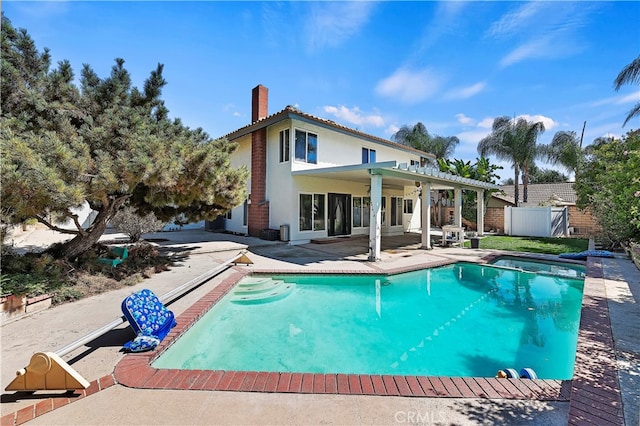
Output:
[{"left": 4, "top": 1, "right": 640, "bottom": 182}]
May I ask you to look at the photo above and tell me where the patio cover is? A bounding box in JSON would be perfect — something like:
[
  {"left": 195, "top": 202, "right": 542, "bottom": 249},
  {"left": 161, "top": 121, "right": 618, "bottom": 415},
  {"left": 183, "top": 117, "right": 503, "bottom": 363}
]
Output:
[{"left": 292, "top": 161, "right": 500, "bottom": 260}]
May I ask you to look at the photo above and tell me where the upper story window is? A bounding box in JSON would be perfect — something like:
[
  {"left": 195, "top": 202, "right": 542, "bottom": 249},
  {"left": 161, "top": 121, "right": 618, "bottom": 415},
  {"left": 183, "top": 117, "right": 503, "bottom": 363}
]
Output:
[
  {"left": 410, "top": 159, "right": 420, "bottom": 167},
  {"left": 279, "top": 129, "right": 290, "bottom": 163},
  {"left": 362, "top": 147, "right": 376, "bottom": 164},
  {"left": 295, "top": 129, "right": 317, "bottom": 164}
]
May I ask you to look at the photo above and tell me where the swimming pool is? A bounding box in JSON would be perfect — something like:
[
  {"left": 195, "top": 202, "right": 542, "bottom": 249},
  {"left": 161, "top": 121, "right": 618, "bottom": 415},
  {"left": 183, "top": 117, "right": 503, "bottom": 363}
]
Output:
[
  {"left": 489, "top": 255, "right": 586, "bottom": 279},
  {"left": 152, "top": 262, "right": 584, "bottom": 380}
]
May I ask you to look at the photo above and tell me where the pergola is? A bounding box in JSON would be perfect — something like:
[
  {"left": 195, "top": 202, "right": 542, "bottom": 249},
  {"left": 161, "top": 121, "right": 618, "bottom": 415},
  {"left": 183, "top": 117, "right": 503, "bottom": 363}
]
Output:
[{"left": 292, "top": 161, "right": 500, "bottom": 261}]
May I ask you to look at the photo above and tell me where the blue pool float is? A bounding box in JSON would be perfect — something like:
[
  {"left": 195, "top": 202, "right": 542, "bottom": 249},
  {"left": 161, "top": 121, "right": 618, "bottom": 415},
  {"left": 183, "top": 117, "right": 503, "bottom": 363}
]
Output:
[
  {"left": 520, "top": 368, "right": 538, "bottom": 379},
  {"left": 121, "top": 289, "right": 177, "bottom": 352},
  {"left": 497, "top": 368, "right": 520, "bottom": 379},
  {"left": 559, "top": 250, "right": 614, "bottom": 260}
]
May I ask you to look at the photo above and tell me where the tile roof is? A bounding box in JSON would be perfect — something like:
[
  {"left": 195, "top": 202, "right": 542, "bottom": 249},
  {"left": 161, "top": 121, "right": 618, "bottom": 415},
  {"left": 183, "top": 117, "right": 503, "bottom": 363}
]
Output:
[
  {"left": 500, "top": 182, "right": 577, "bottom": 206},
  {"left": 223, "top": 105, "right": 436, "bottom": 160}
]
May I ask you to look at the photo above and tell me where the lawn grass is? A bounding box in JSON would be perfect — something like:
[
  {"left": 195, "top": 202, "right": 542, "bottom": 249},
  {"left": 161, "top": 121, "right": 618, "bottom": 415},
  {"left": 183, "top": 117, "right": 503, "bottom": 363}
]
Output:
[{"left": 467, "top": 236, "right": 589, "bottom": 255}]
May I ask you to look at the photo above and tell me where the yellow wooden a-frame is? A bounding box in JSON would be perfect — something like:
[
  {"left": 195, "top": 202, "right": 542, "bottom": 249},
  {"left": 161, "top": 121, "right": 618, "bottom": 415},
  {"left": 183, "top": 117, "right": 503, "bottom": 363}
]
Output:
[
  {"left": 5, "top": 352, "right": 90, "bottom": 391},
  {"left": 232, "top": 252, "right": 253, "bottom": 266}
]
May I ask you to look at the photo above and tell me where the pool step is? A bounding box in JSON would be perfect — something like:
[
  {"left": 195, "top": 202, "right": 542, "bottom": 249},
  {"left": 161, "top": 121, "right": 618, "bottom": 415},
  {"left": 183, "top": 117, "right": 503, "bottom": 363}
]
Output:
[{"left": 231, "top": 277, "right": 296, "bottom": 304}]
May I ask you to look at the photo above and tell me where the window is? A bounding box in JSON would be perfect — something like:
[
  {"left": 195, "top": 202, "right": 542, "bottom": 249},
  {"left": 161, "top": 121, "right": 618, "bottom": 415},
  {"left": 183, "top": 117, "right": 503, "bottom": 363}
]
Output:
[
  {"left": 352, "top": 196, "right": 371, "bottom": 228},
  {"left": 410, "top": 159, "right": 420, "bottom": 166},
  {"left": 404, "top": 199, "right": 413, "bottom": 214},
  {"left": 295, "top": 129, "right": 318, "bottom": 164},
  {"left": 225, "top": 210, "right": 232, "bottom": 220},
  {"left": 391, "top": 196, "right": 403, "bottom": 226},
  {"left": 381, "top": 196, "right": 386, "bottom": 225},
  {"left": 243, "top": 199, "right": 248, "bottom": 226},
  {"left": 299, "top": 193, "right": 325, "bottom": 231},
  {"left": 279, "top": 129, "right": 290, "bottom": 163},
  {"left": 362, "top": 147, "right": 376, "bottom": 164}
]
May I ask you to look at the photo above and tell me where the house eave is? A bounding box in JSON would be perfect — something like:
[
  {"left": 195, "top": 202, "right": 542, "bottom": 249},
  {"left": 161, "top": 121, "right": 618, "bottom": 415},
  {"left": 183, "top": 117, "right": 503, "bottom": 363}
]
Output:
[{"left": 223, "top": 106, "right": 436, "bottom": 161}]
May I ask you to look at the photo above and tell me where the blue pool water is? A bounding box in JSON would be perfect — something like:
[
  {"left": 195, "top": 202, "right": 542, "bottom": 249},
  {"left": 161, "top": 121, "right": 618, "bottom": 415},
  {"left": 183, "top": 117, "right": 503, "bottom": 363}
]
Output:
[
  {"left": 152, "top": 262, "right": 584, "bottom": 379},
  {"left": 490, "top": 256, "right": 586, "bottom": 279}
]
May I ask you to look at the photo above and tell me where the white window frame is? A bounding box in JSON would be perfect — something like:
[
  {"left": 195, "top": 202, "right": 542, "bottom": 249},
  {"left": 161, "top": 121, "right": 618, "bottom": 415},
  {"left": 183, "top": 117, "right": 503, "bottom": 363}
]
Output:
[
  {"left": 299, "top": 192, "right": 326, "bottom": 232},
  {"left": 352, "top": 196, "right": 371, "bottom": 228},
  {"left": 279, "top": 129, "right": 290, "bottom": 163},
  {"left": 294, "top": 129, "right": 318, "bottom": 164},
  {"left": 403, "top": 199, "right": 413, "bottom": 214},
  {"left": 391, "top": 196, "right": 403, "bottom": 226},
  {"left": 362, "top": 147, "right": 376, "bottom": 164}
]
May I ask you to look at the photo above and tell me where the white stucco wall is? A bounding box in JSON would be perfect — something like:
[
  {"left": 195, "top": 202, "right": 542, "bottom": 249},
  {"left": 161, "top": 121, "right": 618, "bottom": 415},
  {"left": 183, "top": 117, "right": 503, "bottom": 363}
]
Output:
[
  {"left": 288, "top": 118, "right": 422, "bottom": 171},
  {"left": 266, "top": 123, "right": 295, "bottom": 235},
  {"left": 224, "top": 135, "right": 252, "bottom": 234},
  {"left": 226, "top": 117, "right": 425, "bottom": 243}
]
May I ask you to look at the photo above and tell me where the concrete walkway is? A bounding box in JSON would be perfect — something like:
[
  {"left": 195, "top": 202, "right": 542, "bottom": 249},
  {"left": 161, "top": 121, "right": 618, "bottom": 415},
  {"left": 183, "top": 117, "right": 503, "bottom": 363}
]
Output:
[{"left": 1, "top": 228, "right": 638, "bottom": 425}]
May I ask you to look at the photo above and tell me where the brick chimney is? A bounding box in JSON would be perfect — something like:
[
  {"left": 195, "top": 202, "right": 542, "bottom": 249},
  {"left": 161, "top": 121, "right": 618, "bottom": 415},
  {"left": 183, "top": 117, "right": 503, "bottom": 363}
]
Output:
[
  {"left": 248, "top": 85, "right": 270, "bottom": 237},
  {"left": 251, "top": 84, "right": 268, "bottom": 122}
]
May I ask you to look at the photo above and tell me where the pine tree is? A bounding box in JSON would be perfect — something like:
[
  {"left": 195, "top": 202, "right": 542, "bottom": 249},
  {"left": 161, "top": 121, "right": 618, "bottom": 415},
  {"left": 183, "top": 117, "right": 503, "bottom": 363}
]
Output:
[{"left": 1, "top": 15, "right": 248, "bottom": 260}]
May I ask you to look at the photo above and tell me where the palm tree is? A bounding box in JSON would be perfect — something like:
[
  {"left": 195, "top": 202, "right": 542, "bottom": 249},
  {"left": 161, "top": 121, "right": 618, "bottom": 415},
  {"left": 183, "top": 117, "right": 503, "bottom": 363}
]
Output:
[
  {"left": 392, "top": 123, "right": 459, "bottom": 163},
  {"left": 477, "top": 116, "right": 545, "bottom": 205},
  {"left": 428, "top": 135, "right": 460, "bottom": 160},
  {"left": 518, "top": 120, "right": 545, "bottom": 203},
  {"left": 478, "top": 117, "right": 522, "bottom": 205},
  {"left": 541, "top": 131, "right": 583, "bottom": 177},
  {"left": 393, "top": 123, "right": 460, "bottom": 226},
  {"left": 614, "top": 54, "right": 640, "bottom": 126},
  {"left": 392, "top": 122, "right": 431, "bottom": 151}
]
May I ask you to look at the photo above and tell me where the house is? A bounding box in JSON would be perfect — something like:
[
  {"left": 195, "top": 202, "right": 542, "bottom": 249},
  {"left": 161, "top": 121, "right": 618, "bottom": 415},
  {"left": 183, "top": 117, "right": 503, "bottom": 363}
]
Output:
[
  {"left": 217, "top": 85, "right": 498, "bottom": 260},
  {"left": 485, "top": 183, "right": 599, "bottom": 237}
]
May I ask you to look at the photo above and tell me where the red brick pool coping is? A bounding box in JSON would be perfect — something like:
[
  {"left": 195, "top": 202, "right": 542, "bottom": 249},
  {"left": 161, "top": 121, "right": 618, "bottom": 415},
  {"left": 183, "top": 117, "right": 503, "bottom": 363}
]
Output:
[
  {"left": 1, "top": 256, "right": 624, "bottom": 426},
  {"left": 111, "top": 267, "right": 573, "bottom": 402}
]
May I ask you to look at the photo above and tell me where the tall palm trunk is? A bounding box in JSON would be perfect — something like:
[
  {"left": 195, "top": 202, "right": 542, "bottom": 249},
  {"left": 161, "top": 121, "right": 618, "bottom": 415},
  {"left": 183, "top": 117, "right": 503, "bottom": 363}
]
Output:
[
  {"left": 522, "top": 164, "right": 529, "bottom": 204},
  {"left": 513, "top": 164, "right": 520, "bottom": 207}
]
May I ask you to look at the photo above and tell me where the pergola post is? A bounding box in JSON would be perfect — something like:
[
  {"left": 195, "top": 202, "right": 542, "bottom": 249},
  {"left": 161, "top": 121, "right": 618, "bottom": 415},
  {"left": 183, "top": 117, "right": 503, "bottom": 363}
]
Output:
[
  {"left": 454, "top": 187, "right": 463, "bottom": 227},
  {"left": 368, "top": 173, "right": 382, "bottom": 261},
  {"left": 476, "top": 189, "right": 485, "bottom": 235},
  {"left": 421, "top": 182, "right": 431, "bottom": 249}
]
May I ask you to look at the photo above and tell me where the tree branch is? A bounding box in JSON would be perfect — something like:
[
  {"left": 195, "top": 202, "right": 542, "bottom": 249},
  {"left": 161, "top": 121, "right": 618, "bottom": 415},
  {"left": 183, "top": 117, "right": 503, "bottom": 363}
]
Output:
[{"left": 35, "top": 215, "right": 81, "bottom": 235}]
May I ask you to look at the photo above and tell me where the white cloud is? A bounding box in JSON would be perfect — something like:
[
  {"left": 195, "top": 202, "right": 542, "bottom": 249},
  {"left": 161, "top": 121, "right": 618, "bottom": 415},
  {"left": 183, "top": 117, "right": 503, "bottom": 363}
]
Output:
[
  {"left": 385, "top": 124, "right": 400, "bottom": 137},
  {"left": 456, "top": 113, "right": 476, "bottom": 126},
  {"left": 305, "top": 2, "right": 376, "bottom": 51},
  {"left": 618, "top": 91, "right": 640, "bottom": 104},
  {"left": 323, "top": 105, "right": 384, "bottom": 128},
  {"left": 486, "top": 2, "right": 547, "bottom": 39},
  {"left": 223, "top": 103, "right": 242, "bottom": 117},
  {"left": 589, "top": 91, "right": 640, "bottom": 107},
  {"left": 411, "top": 1, "right": 468, "bottom": 58},
  {"left": 517, "top": 114, "right": 558, "bottom": 130},
  {"left": 445, "top": 82, "right": 487, "bottom": 100},
  {"left": 478, "top": 118, "right": 495, "bottom": 129},
  {"left": 489, "top": 2, "right": 594, "bottom": 67},
  {"left": 457, "top": 129, "right": 492, "bottom": 146},
  {"left": 375, "top": 67, "right": 443, "bottom": 104},
  {"left": 499, "top": 37, "right": 551, "bottom": 67}
]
